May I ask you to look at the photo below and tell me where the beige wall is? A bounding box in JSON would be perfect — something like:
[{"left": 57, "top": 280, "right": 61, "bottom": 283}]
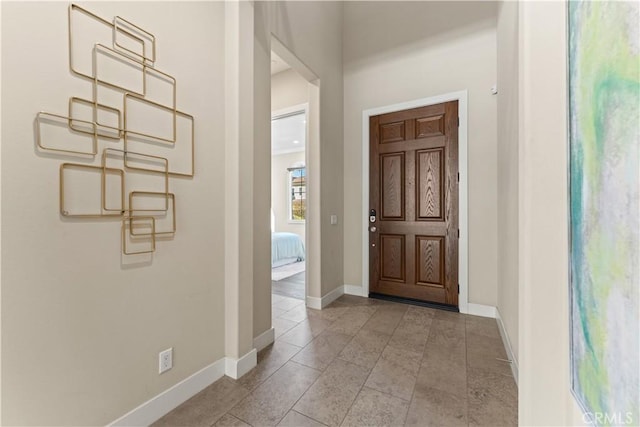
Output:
[
  {"left": 252, "top": 1, "right": 273, "bottom": 345},
  {"left": 343, "top": 1, "right": 499, "bottom": 306},
  {"left": 226, "top": 0, "right": 259, "bottom": 363},
  {"left": 272, "top": 151, "right": 306, "bottom": 241},
  {"left": 518, "top": 2, "right": 584, "bottom": 424},
  {"left": 1, "top": 2, "right": 226, "bottom": 425},
  {"left": 496, "top": 1, "right": 520, "bottom": 363},
  {"left": 253, "top": 1, "right": 344, "bottom": 338},
  {"left": 272, "top": 68, "right": 309, "bottom": 112}
]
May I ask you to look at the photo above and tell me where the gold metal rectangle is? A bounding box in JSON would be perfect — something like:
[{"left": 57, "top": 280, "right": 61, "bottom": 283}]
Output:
[
  {"left": 122, "top": 216, "right": 156, "bottom": 255},
  {"left": 129, "top": 192, "right": 176, "bottom": 235},
  {"left": 68, "top": 4, "right": 112, "bottom": 81},
  {"left": 124, "top": 109, "right": 195, "bottom": 177},
  {"left": 123, "top": 92, "right": 176, "bottom": 144},
  {"left": 93, "top": 42, "right": 145, "bottom": 96},
  {"left": 69, "top": 4, "right": 147, "bottom": 83},
  {"left": 60, "top": 163, "right": 124, "bottom": 217},
  {"left": 68, "top": 97, "right": 122, "bottom": 140},
  {"left": 36, "top": 111, "right": 97, "bottom": 156},
  {"left": 101, "top": 148, "right": 170, "bottom": 212}
]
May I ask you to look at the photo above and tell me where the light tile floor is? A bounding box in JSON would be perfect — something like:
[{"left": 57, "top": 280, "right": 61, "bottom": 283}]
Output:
[{"left": 154, "top": 294, "right": 517, "bottom": 427}]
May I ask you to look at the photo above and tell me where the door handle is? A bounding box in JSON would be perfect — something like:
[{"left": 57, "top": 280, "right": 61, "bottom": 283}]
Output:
[{"left": 370, "top": 226, "right": 377, "bottom": 232}]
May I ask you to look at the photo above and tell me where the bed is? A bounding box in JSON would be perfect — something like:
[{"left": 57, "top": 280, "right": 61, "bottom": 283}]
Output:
[{"left": 272, "top": 232, "right": 305, "bottom": 268}]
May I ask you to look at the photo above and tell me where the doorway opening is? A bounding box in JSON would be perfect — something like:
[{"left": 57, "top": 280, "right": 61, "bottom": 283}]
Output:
[
  {"left": 270, "top": 101, "right": 308, "bottom": 301},
  {"left": 268, "top": 36, "right": 321, "bottom": 327}
]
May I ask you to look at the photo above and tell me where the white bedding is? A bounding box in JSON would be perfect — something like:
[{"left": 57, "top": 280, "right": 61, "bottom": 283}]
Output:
[{"left": 271, "top": 232, "right": 305, "bottom": 267}]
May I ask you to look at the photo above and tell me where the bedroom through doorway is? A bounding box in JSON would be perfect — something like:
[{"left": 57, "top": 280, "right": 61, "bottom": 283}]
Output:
[{"left": 270, "top": 50, "right": 308, "bottom": 302}]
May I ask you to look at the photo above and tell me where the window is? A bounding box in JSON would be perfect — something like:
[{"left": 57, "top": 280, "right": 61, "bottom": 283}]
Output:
[{"left": 288, "top": 167, "right": 306, "bottom": 222}]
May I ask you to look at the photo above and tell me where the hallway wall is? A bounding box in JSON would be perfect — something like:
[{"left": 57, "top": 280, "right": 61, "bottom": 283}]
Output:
[
  {"left": 1, "top": 2, "right": 226, "bottom": 425},
  {"left": 269, "top": 2, "right": 344, "bottom": 299},
  {"left": 342, "top": 1, "right": 499, "bottom": 306},
  {"left": 272, "top": 68, "right": 309, "bottom": 112},
  {"left": 496, "top": 0, "right": 520, "bottom": 364},
  {"left": 518, "top": 2, "right": 584, "bottom": 424},
  {"left": 253, "top": 1, "right": 344, "bottom": 338}
]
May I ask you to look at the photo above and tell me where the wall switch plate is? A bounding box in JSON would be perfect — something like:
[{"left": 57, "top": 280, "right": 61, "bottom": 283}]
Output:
[
  {"left": 330, "top": 215, "right": 338, "bottom": 225},
  {"left": 159, "top": 348, "right": 173, "bottom": 374}
]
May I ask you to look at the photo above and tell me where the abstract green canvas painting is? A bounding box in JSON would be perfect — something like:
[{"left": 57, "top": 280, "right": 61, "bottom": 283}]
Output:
[{"left": 569, "top": 1, "right": 639, "bottom": 425}]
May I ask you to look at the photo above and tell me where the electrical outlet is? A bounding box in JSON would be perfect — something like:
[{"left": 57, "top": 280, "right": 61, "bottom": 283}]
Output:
[{"left": 159, "top": 348, "right": 173, "bottom": 374}]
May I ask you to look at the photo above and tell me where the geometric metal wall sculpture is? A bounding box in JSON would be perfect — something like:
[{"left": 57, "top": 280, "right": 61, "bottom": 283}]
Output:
[{"left": 35, "top": 4, "right": 195, "bottom": 257}]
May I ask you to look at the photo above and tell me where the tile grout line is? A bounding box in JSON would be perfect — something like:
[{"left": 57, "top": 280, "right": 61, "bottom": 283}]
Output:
[
  {"left": 283, "top": 374, "right": 331, "bottom": 427},
  {"left": 292, "top": 409, "right": 329, "bottom": 427}
]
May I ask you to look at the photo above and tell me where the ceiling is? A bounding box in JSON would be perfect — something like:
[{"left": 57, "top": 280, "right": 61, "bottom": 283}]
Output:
[
  {"left": 272, "top": 111, "right": 306, "bottom": 155},
  {"left": 271, "top": 51, "right": 292, "bottom": 75}
]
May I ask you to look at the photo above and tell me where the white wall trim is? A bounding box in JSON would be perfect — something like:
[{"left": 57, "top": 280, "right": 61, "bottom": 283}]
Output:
[
  {"left": 225, "top": 348, "right": 257, "bottom": 380},
  {"left": 307, "top": 285, "right": 345, "bottom": 309},
  {"left": 306, "top": 296, "right": 322, "bottom": 310},
  {"left": 496, "top": 308, "right": 519, "bottom": 386},
  {"left": 466, "top": 303, "right": 497, "bottom": 318},
  {"left": 271, "top": 36, "right": 319, "bottom": 84},
  {"left": 253, "top": 327, "right": 275, "bottom": 352},
  {"left": 362, "top": 91, "right": 469, "bottom": 313},
  {"left": 272, "top": 103, "right": 309, "bottom": 120},
  {"left": 108, "top": 358, "right": 226, "bottom": 427},
  {"left": 272, "top": 147, "right": 306, "bottom": 156},
  {"left": 344, "top": 284, "right": 366, "bottom": 297},
  {"left": 321, "top": 285, "right": 345, "bottom": 308}
]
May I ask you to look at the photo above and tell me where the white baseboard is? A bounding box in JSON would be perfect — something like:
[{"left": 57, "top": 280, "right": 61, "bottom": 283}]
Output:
[
  {"left": 344, "top": 284, "right": 366, "bottom": 297},
  {"left": 225, "top": 348, "right": 257, "bottom": 380},
  {"left": 108, "top": 358, "right": 226, "bottom": 426},
  {"left": 465, "top": 303, "right": 497, "bottom": 318},
  {"left": 306, "top": 295, "right": 322, "bottom": 310},
  {"left": 253, "top": 327, "right": 275, "bottom": 352},
  {"left": 307, "top": 285, "right": 346, "bottom": 310},
  {"left": 321, "top": 285, "right": 345, "bottom": 308},
  {"left": 496, "top": 308, "right": 519, "bottom": 386}
]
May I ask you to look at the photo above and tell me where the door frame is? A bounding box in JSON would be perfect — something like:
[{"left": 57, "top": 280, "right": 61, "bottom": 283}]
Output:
[{"left": 361, "top": 90, "right": 469, "bottom": 313}]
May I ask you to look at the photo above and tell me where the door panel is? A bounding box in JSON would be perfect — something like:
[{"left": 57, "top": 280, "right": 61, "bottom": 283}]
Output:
[
  {"left": 416, "top": 148, "right": 444, "bottom": 221},
  {"left": 369, "top": 101, "right": 459, "bottom": 306},
  {"left": 380, "top": 121, "right": 406, "bottom": 143},
  {"left": 380, "top": 153, "right": 405, "bottom": 220},
  {"left": 379, "top": 234, "right": 405, "bottom": 282},
  {"left": 415, "top": 115, "right": 445, "bottom": 138},
  {"left": 415, "top": 235, "right": 444, "bottom": 287}
]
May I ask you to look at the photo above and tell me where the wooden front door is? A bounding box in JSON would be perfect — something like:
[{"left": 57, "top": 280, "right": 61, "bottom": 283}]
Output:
[{"left": 369, "top": 101, "right": 459, "bottom": 307}]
